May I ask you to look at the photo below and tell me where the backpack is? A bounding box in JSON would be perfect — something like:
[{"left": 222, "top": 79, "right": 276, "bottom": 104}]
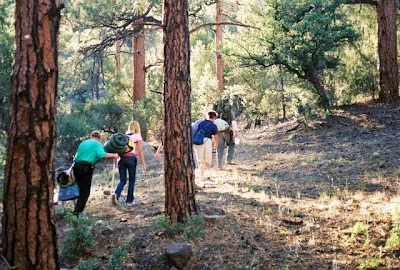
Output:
[
  {"left": 214, "top": 118, "right": 230, "bottom": 131},
  {"left": 191, "top": 119, "right": 203, "bottom": 139},
  {"left": 193, "top": 128, "right": 206, "bottom": 145},
  {"left": 104, "top": 133, "right": 129, "bottom": 154}
]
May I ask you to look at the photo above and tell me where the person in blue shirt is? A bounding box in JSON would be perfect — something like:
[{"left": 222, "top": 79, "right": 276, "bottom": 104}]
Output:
[
  {"left": 73, "top": 130, "right": 118, "bottom": 215},
  {"left": 193, "top": 111, "right": 219, "bottom": 183}
]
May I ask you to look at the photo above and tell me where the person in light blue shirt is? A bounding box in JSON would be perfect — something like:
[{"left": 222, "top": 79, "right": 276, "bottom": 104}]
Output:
[{"left": 73, "top": 130, "right": 118, "bottom": 215}]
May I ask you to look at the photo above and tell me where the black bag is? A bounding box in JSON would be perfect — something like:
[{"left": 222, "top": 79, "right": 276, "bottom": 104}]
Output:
[
  {"left": 222, "top": 128, "right": 234, "bottom": 146},
  {"left": 56, "top": 164, "right": 75, "bottom": 188}
]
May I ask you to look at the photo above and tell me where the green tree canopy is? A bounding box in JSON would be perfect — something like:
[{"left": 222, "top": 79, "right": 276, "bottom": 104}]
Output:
[{"left": 229, "top": 0, "right": 359, "bottom": 110}]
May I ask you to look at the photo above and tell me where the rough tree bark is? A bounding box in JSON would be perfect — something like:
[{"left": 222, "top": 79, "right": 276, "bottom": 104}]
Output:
[
  {"left": 2, "top": 0, "right": 63, "bottom": 269},
  {"left": 377, "top": 0, "right": 398, "bottom": 102},
  {"left": 345, "top": 0, "right": 398, "bottom": 102},
  {"left": 133, "top": 26, "right": 146, "bottom": 103},
  {"left": 163, "top": 0, "right": 197, "bottom": 223},
  {"left": 215, "top": 0, "right": 224, "bottom": 95}
]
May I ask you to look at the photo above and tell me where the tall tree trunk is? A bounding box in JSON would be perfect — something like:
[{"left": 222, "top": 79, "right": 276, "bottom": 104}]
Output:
[
  {"left": 279, "top": 65, "right": 287, "bottom": 120},
  {"left": 345, "top": 0, "right": 398, "bottom": 103},
  {"left": 2, "top": 0, "right": 62, "bottom": 269},
  {"left": 133, "top": 28, "right": 146, "bottom": 103},
  {"left": 163, "top": 0, "right": 197, "bottom": 223},
  {"left": 377, "top": 0, "right": 398, "bottom": 102},
  {"left": 92, "top": 54, "right": 101, "bottom": 99},
  {"left": 115, "top": 39, "right": 123, "bottom": 76},
  {"left": 215, "top": 0, "right": 224, "bottom": 95}
]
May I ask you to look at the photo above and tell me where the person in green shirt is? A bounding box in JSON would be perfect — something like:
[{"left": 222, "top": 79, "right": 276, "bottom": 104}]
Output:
[{"left": 73, "top": 130, "right": 118, "bottom": 215}]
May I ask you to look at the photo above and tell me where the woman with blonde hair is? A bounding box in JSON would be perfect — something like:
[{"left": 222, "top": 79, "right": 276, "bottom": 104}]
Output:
[{"left": 113, "top": 121, "right": 147, "bottom": 206}]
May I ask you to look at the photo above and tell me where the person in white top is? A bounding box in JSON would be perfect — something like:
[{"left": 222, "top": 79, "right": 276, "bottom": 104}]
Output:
[{"left": 216, "top": 117, "right": 240, "bottom": 169}]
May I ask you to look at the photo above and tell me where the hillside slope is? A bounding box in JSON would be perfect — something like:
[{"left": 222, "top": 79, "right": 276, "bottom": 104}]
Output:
[{"left": 56, "top": 101, "right": 400, "bottom": 270}]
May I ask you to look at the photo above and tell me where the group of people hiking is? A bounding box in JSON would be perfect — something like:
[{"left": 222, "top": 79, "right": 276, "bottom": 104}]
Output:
[
  {"left": 192, "top": 109, "right": 240, "bottom": 186},
  {"left": 68, "top": 101, "right": 240, "bottom": 215},
  {"left": 70, "top": 121, "right": 146, "bottom": 216}
]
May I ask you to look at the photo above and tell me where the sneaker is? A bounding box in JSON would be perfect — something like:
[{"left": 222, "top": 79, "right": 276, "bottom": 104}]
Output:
[
  {"left": 126, "top": 201, "right": 136, "bottom": 206},
  {"left": 195, "top": 184, "right": 204, "bottom": 190},
  {"left": 227, "top": 162, "right": 236, "bottom": 165}
]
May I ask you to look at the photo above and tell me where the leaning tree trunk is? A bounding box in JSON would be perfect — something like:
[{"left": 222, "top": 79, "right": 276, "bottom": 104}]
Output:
[
  {"left": 2, "top": 0, "right": 62, "bottom": 269},
  {"left": 215, "top": 0, "right": 224, "bottom": 95},
  {"left": 92, "top": 53, "right": 101, "bottom": 99},
  {"left": 377, "top": 0, "right": 398, "bottom": 102},
  {"left": 115, "top": 38, "right": 123, "bottom": 76},
  {"left": 163, "top": 0, "right": 197, "bottom": 223},
  {"left": 304, "top": 66, "right": 330, "bottom": 110}
]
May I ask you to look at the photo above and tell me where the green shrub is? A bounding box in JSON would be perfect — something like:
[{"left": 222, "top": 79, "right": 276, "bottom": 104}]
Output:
[
  {"left": 184, "top": 215, "right": 205, "bottom": 239},
  {"left": 358, "top": 257, "right": 384, "bottom": 270},
  {"left": 234, "top": 266, "right": 257, "bottom": 270},
  {"left": 385, "top": 206, "right": 400, "bottom": 252},
  {"left": 154, "top": 215, "right": 184, "bottom": 237},
  {"left": 61, "top": 213, "right": 95, "bottom": 261},
  {"left": 77, "top": 258, "right": 102, "bottom": 270},
  {"left": 154, "top": 215, "right": 205, "bottom": 239},
  {"left": 107, "top": 246, "right": 128, "bottom": 269}
]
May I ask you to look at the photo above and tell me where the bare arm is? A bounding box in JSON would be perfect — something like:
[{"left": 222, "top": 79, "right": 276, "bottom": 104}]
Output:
[
  {"left": 154, "top": 143, "right": 164, "bottom": 158},
  {"left": 213, "top": 134, "right": 219, "bottom": 149},
  {"left": 105, "top": 153, "right": 119, "bottom": 159},
  {"left": 136, "top": 140, "right": 147, "bottom": 172}
]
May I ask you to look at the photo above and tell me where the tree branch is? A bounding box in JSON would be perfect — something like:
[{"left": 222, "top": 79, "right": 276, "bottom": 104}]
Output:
[
  {"left": 190, "top": 21, "right": 258, "bottom": 34},
  {"left": 344, "top": 0, "right": 377, "bottom": 6}
]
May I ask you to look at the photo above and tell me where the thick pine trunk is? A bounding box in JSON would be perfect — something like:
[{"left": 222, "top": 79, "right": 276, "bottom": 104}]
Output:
[
  {"left": 133, "top": 28, "right": 146, "bottom": 103},
  {"left": 216, "top": 0, "right": 224, "bottom": 95},
  {"left": 163, "top": 0, "right": 197, "bottom": 223},
  {"left": 2, "top": 0, "right": 62, "bottom": 269},
  {"left": 377, "top": 0, "right": 398, "bottom": 102}
]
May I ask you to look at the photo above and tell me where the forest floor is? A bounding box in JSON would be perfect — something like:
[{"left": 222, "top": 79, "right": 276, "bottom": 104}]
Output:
[{"left": 56, "top": 101, "right": 400, "bottom": 270}]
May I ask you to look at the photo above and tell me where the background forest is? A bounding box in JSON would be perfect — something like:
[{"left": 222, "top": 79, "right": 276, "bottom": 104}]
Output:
[
  {"left": 0, "top": 0, "right": 383, "bottom": 167},
  {"left": 1, "top": 0, "right": 400, "bottom": 269}
]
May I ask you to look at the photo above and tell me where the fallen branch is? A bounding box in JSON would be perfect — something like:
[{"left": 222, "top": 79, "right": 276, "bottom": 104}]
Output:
[
  {"left": 285, "top": 123, "right": 300, "bottom": 133},
  {"left": 282, "top": 218, "right": 303, "bottom": 225}
]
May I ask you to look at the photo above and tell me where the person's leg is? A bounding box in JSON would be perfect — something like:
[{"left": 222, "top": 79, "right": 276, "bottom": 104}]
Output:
[
  {"left": 126, "top": 157, "right": 138, "bottom": 203},
  {"left": 193, "top": 147, "right": 199, "bottom": 169},
  {"left": 199, "top": 162, "right": 206, "bottom": 179},
  {"left": 73, "top": 162, "right": 93, "bottom": 214},
  {"left": 227, "top": 141, "right": 235, "bottom": 163},
  {"left": 114, "top": 158, "right": 128, "bottom": 200},
  {"left": 217, "top": 132, "right": 225, "bottom": 169},
  {"left": 203, "top": 139, "right": 213, "bottom": 178}
]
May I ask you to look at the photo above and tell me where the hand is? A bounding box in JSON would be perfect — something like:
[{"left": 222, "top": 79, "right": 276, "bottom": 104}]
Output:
[
  {"left": 113, "top": 153, "right": 119, "bottom": 159},
  {"left": 142, "top": 163, "right": 147, "bottom": 172}
]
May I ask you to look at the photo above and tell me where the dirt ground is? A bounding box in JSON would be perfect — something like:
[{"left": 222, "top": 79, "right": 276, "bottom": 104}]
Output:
[{"left": 56, "top": 101, "right": 400, "bottom": 270}]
